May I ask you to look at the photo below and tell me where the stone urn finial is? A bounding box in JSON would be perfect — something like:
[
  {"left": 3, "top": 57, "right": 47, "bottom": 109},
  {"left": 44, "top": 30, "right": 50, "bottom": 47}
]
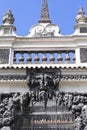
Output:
[
  {"left": 2, "top": 9, "right": 15, "bottom": 25},
  {"left": 76, "top": 6, "right": 87, "bottom": 23}
]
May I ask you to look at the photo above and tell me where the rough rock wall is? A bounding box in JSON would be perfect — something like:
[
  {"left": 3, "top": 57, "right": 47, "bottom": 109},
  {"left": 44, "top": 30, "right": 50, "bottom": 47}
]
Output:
[
  {"left": 0, "top": 92, "right": 87, "bottom": 130},
  {"left": 55, "top": 92, "right": 87, "bottom": 130},
  {"left": 0, "top": 93, "right": 30, "bottom": 130}
]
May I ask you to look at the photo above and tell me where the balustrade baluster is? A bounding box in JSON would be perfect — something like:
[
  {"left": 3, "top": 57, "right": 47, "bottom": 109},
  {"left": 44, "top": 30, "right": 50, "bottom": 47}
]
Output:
[
  {"left": 50, "top": 52, "right": 55, "bottom": 64},
  {"left": 34, "top": 52, "right": 39, "bottom": 64},
  {"left": 27, "top": 52, "right": 32, "bottom": 64},
  {"left": 65, "top": 51, "right": 70, "bottom": 63},
  {"left": 13, "top": 50, "right": 76, "bottom": 65},
  {"left": 57, "top": 52, "right": 63, "bottom": 64},
  {"left": 42, "top": 52, "right": 47, "bottom": 64},
  {"left": 19, "top": 52, "right": 24, "bottom": 64}
]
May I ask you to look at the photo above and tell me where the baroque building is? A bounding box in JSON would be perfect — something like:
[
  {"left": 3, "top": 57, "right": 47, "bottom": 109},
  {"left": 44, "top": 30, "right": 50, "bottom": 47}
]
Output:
[{"left": 0, "top": 0, "right": 87, "bottom": 130}]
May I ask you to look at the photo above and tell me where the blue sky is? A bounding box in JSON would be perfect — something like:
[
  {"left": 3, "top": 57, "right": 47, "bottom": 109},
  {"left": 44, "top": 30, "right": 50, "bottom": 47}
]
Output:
[{"left": 0, "top": 0, "right": 87, "bottom": 36}]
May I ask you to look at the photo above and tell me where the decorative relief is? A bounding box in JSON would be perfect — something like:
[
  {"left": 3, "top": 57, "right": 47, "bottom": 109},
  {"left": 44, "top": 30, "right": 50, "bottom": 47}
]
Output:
[
  {"left": 26, "top": 68, "right": 61, "bottom": 109},
  {"left": 35, "top": 25, "right": 44, "bottom": 34},
  {"left": 0, "top": 91, "right": 87, "bottom": 130},
  {"left": 0, "top": 74, "right": 87, "bottom": 81},
  {"left": 61, "top": 74, "right": 87, "bottom": 80},
  {"left": 0, "top": 49, "right": 9, "bottom": 64},
  {"left": 1, "top": 69, "right": 87, "bottom": 129},
  {"left": 29, "top": 23, "right": 61, "bottom": 37},
  {"left": 0, "top": 93, "right": 30, "bottom": 130},
  {"left": 29, "top": 92, "right": 87, "bottom": 130},
  {"left": 0, "top": 90, "right": 87, "bottom": 129},
  {"left": 0, "top": 75, "right": 26, "bottom": 81},
  {"left": 80, "top": 48, "right": 87, "bottom": 63},
  {"left": 34, "top": 24, "right": 54, "bottom": 37},
  {"left": 3, "top": 28, "right": 11, "bottom": 35}
]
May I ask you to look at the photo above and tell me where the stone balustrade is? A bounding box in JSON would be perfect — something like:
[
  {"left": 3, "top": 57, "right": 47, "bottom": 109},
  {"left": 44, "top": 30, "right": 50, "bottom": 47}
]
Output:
[{"left": 13, "top": 50, "right": 76, "bottom": 64}]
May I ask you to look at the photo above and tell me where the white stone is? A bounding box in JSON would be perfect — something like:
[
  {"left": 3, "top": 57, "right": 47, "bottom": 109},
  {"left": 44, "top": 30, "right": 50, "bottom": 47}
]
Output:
[
  {"left": 1, "top": 127, "right": 11, "bottom": 130},
  {"left": 27, "top": 23, "right": 62, "bottom": 37}
]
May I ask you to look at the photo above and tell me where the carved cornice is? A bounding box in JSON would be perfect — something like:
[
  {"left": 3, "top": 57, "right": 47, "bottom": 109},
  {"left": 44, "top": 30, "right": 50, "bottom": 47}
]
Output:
[
  {"left": 0, "top": 74, "right": 87, "bottom": 81},
  {"left": 61, "top": 74, "right": 87, "bottom": 81},
  {"left": 0, "top": 75, "right": 27, "bottom": 81}
]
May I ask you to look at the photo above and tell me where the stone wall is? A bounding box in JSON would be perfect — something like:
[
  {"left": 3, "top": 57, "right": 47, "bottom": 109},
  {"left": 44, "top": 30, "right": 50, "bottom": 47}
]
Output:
[{"left": 0, "top": 92, "right": 87, "bottom": 130}]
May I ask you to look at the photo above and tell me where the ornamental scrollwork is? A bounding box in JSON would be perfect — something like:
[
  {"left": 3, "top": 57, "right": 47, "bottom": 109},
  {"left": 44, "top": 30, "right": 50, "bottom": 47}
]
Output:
[{"left": 28, "top": 23, "right": 61, "bottom": 37}]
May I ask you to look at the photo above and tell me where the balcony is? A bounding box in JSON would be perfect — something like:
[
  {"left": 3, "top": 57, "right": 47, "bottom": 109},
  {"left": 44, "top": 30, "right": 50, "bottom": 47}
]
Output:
[{"left": 13, "top": 50, "right": 76, "bottom": 68}]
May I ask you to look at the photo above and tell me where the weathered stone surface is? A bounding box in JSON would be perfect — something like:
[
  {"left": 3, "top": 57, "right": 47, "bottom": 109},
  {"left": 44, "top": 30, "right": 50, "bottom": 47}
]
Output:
[
  {"left": 0, "top": 49, "right": 9, "bottom": 64},
  {"left": 76, "top": 7, "right": 87, "bottom": 24},
  {"left": 39, "top": 0, "right": 51, "bottom": 23},
  {"left": 80, "top": 48, "right": 87, "bottom": 63},
  {"left": 0, "top": 92, "right": 87, "bottom": 129},
  {"left": 3, "top": 9, "right": 14, "bottom": 25},
  {"left": 80, "top": 27, "right": 87, "bottom": 33},
  {"left": 1, "top": 126, "right": 11, "bottom": 130},
  {"left": 0, "top": 93, "right": 29, "bottom": 129}
]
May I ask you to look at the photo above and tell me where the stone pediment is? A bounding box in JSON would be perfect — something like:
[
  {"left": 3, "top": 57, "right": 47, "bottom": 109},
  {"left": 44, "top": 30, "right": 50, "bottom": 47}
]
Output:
[{"left": 28, "top": 23, "right": 61, "bottom": 37}]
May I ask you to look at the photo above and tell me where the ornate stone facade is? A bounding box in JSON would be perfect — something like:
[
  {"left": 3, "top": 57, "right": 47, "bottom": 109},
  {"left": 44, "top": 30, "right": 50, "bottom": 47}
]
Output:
[
  {"left": 0, "top": 91, "right": 87, "bottom": 129},
  {"left": 0, "top": 0, "right": 87, "bottom": 130}
]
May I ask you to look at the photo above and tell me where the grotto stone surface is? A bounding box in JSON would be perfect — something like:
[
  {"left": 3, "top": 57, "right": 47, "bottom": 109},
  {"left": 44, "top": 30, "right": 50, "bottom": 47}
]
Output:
[
  {"left": 0, "top": 92, "right": 87, "bottom": 129},
  {"left": 0, "top": 93, "right": 30, "bottom": 129}
]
